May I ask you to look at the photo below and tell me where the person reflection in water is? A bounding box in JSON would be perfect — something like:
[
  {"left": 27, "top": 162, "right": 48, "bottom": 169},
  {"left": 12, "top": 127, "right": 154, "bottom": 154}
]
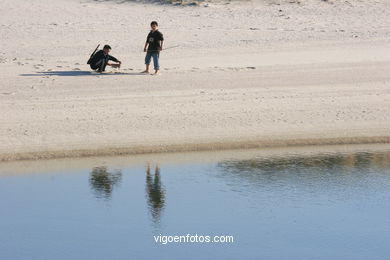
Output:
[
  {"left": 146, "top": 164, "right": 165, "bottom": 224},
  {"left": 89, "top": 166, "right": 122, "bottom": 200}
]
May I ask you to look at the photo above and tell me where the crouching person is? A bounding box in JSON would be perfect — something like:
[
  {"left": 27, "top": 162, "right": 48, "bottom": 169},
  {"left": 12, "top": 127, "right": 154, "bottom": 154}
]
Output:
[{"left": 89, "top": 44, "right": 121, "bottom": 72}]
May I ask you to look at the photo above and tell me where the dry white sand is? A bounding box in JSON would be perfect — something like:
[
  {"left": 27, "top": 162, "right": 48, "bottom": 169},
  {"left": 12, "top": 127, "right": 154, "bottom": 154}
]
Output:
[{"left": 1, "top": 0, "right": 390, "bottom": 161}]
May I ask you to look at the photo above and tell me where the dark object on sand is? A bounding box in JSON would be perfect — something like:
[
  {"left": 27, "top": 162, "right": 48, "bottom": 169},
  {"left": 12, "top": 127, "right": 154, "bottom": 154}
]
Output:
[{"left": 87, "top": 44, "right": 100, "bottom": 64}]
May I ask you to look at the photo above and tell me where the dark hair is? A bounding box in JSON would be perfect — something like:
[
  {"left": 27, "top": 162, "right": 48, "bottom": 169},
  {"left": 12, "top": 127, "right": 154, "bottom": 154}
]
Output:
[
  {"left": 103, "top": 44, "right": 112, "bottom": 50},
  {"left": 150, "top": 21, "right": 158, "bottom": 26}
]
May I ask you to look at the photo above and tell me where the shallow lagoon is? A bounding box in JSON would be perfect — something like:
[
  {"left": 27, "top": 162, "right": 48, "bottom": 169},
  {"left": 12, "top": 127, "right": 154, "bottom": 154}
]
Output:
[{"left": 1, "top": 146, "right": 390, "bottom": 260}]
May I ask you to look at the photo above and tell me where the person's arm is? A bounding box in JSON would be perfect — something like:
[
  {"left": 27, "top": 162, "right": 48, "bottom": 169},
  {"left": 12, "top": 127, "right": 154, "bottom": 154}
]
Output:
[
  {"left": 107, "top": 55, "right": 121, "bottom": 67},
  {"left": 108, "top": 55, "right": 121, "bottom": 63},
  {"left": 159, "top": 40, "right": 164, "bottom": 51},
  {"left": 144, "top": 34, "right": 150, "bottom": 52},
  {"left": 144, "top": 41, "right": 149, "bottom": 52},
  {"left": 159, "top": 33, "right": 164, "bottom": 51}
]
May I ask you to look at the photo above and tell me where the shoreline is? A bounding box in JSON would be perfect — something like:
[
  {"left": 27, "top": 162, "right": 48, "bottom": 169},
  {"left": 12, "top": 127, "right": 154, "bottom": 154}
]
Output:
[
  {"left": 1, "top": 142, "right": 390, "bottom": 176},
  {"left": 2, "top": 135, "right": 389, "bottom": 161}
]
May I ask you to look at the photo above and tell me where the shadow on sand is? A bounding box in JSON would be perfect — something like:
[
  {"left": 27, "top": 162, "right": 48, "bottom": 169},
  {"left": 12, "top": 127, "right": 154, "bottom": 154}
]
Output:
[{"left": 20, "top": 70, "right": 144, "bottom": 77}]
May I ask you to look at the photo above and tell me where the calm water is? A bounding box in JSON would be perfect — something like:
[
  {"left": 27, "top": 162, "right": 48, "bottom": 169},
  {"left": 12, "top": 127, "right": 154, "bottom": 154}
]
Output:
[{"left": 1, "top": 149, "right": 390, "bottom": 260}]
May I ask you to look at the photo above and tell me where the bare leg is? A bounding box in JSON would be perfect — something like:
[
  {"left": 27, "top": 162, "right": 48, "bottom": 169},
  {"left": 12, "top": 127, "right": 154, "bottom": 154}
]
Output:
[{"left": 142, "top": 64, "right": 150, "bottom": 73}]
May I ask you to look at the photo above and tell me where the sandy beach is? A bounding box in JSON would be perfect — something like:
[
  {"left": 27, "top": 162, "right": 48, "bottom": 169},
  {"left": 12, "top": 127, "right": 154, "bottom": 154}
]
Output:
[{"left": 1, "top": 0, "right": 390, "bottom": 161}]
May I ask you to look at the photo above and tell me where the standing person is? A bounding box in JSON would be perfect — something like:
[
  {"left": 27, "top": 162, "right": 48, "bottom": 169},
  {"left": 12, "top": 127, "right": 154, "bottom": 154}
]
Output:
[
  {"left": 89, "top": 44, "right": 121, "bottom": 73},
  {"left": 146, "top": 164, "right": 165, "bottom": 224},
  {"left": 143, "top": 21, "right": 164, "bottom": 75}
]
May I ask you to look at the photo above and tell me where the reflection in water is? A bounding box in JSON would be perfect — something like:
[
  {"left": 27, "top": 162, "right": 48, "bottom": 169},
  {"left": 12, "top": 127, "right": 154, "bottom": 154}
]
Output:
[
  {"left": 219, "top": 151, "right": 390, "bottom": 172},
  {"left": 217, "top": 151, "right": 390, "bottom": 189},
  {"left": 146, "top": 164, "right": 165, "bottom": 224},
  {"left": 89, "top": 166, "right": 122, "bottom": 199}
]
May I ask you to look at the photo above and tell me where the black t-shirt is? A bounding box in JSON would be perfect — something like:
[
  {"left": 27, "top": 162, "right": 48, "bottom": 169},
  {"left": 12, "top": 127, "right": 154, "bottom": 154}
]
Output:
[{"left": 146, "top": 30, "right": 164, "bottom": 52}]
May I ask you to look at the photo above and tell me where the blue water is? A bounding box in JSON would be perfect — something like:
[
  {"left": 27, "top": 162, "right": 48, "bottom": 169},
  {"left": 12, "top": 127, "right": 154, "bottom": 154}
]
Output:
[{"left": 0, "top": 149, "right": 390, "bottom": 260}]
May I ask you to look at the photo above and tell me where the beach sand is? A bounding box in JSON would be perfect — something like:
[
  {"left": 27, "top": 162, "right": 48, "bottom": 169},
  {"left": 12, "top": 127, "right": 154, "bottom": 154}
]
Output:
[{"left": 1, "top": 0, "right": 390, "bottom": 161}]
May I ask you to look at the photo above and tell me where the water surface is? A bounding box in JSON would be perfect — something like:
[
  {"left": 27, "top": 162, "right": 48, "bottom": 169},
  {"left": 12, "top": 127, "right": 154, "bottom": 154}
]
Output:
[{"left": 0, "top": 147, "right": 389, "bottom": 259}]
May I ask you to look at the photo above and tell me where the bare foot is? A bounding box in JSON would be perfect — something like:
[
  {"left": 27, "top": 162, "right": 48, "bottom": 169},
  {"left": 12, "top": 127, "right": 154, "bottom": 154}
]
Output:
[{"left": 141, "top": 70, "right": 149, "bottom": 73}]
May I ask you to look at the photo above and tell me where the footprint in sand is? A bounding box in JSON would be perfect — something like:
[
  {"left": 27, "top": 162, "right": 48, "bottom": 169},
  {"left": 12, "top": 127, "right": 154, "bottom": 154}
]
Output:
[
  {"left": 2, "top": 92, "right": 16, "bottom": 95},
  {"left": 73, "top": 68, "right": 81, "bottom": 71}
]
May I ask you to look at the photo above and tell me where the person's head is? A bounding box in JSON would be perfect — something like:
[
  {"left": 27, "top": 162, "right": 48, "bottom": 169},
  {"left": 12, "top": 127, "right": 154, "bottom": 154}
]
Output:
[
  {"left": 150, "top": 21, "right": 158, "bottom": 31},
  {"left": 103, "top": 44, "right": 111, "bottom": 54}
]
